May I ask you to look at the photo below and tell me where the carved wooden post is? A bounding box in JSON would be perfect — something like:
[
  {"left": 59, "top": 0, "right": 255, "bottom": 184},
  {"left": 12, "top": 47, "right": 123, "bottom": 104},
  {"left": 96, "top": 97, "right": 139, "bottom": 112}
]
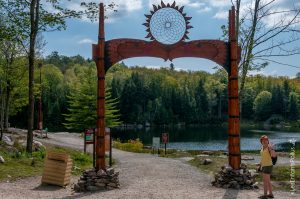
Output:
[
  {"left": 92, "top": 3, "right": 106, "bottom": 171},
  {"left": 228, "top": 6, "right": 241, "bottom": 170}
]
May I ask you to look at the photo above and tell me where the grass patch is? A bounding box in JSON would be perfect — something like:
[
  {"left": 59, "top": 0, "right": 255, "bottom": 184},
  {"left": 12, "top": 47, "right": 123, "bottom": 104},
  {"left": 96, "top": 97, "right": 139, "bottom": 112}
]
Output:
[
  {"left": 0, "top": 149, "right": 45, "bottom": 181},
  {"left": 45, "top": 145, "right": 94, "bottom": 176},
  {"left": 189, "top": 156, "right": 228, "bottom": 175},
  {"left": 0, "top": 142, "right": 97, "bottom": 182}
]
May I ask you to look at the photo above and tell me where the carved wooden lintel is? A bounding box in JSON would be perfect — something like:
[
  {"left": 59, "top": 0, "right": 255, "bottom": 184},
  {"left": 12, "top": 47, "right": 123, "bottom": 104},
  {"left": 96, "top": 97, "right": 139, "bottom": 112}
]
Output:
[{"left": 104, "top": 39, "right": 235, "bottom": 72}]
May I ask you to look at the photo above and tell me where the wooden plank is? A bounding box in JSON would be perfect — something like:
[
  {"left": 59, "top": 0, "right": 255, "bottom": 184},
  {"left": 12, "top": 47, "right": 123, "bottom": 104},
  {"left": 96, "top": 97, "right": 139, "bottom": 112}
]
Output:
[
  {"left": 46, "top": 151, "right": 70, "bottom": 162},
  {"left": 42, "top": 152, "right": 73, "bottom": 186}
]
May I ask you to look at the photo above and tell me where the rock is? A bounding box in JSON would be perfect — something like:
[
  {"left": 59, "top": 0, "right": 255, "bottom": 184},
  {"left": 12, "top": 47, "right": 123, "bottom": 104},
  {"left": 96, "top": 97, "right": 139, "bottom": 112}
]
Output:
[
  {"left": 3, "top": 135, "right": 13, "bottom": 146},
  {"left": 97, "top": 169, "right": 106, "bottom": 176},
  {"left": 86, "top": 186, "right": 99, "bottom": 191},
  {"left": 0, "top": 156, "right": 5, "bottom": 163},
  {"left": 245, "top": 180, "right": 252, "bottom": 185},
  {"left": 203, "top": 159, "right": 212, "bottom": 165},
  {"left": 33, "top": 140, "right": 44, "bottom": 151},
  {"left": 225, "top": 166, "right": 232, "bottom": 172},
  {"left": 78, "top": 180, "right": 86, "bottom": 186},
  {"left": 74, "top": 168, "right": 120, "bottom": 192},
  {"left": 240, "top": 163, "right": 247, "bottom": 169},
  {"left": 106, "top": 168, "right": 114, "bottom": 175},
  {"left": 241, "top": 155, "right": 254, "bottom": 160},
  {"left": 95, "top": 183, "right": 106, "bottom": 187},
  {"left": 212, "top": 164, "right": 257, "bottom": 190},
  {"left": 223, "top": 184, "right": 230, "bottom": 188}
]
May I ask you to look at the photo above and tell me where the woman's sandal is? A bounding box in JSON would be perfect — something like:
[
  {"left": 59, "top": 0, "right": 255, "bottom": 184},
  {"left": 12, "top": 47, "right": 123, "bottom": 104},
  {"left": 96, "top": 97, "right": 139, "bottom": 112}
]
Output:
[{"left": 267, "top": 194, "right": 274, "bottom": 198}]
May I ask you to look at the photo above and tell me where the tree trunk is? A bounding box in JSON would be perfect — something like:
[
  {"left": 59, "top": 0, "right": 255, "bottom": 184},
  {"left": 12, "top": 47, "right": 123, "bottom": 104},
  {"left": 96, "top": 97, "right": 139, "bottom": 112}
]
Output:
[
  {"left": 0, "top": 85, "right": 4, "bottom": 141},
  {"left": 218, "top": 93, "right": 222, "bottom": 119},
  {"left": 26, "top": 0, "right": 39, "bottom": 154},
  {"left": 238, "top": 0, "right": 260, "bottom": 113},
  {"left": 4, "top": 81, "right": 11, "bottom": 130}
]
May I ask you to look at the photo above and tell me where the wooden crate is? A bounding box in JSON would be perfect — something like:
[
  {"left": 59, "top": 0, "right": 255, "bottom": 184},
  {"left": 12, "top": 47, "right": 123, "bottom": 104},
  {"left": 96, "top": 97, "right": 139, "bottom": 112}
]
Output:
[{"left": 41, "top": 151, "right": 72, "bottom": 186}]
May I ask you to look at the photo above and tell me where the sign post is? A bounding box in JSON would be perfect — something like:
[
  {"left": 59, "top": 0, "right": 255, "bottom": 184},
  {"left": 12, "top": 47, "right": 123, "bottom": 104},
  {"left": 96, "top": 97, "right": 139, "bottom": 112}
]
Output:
[
  {"left": 105, "top": 127, "right": 112, "bottom": 167},
  {"left": 84, "top": 128, "right": 94, "bottom": 156},
  {"left": 162, "top": 133, "right": 169, "bottom": 155},
  {"left": 152, "top": 137, "right": 160, "bottom": 155}
]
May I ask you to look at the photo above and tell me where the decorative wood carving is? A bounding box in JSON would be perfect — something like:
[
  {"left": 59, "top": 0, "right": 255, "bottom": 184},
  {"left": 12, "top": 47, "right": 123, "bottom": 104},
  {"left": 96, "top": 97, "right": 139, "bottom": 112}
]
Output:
[{"left": 105, "top": 39, "right": 230, "bottom": 72}]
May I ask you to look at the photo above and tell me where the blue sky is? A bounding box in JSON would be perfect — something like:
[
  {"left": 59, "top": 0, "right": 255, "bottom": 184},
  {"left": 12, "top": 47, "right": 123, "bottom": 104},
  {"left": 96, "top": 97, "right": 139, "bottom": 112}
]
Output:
[{"left": 43, "top": 0, "right": 300, "bottom": 77}]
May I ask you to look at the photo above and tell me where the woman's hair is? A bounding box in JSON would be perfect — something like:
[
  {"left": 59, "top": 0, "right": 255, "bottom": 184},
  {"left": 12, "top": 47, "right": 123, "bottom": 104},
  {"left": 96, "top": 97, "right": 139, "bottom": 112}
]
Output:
[{"left": 260, "top": 135, "right": 269, "bottom": 144}]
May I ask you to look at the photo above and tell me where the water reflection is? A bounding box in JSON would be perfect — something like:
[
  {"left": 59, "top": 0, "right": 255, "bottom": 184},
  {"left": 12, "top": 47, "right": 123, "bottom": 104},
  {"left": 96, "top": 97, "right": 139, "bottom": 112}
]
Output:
[{"left": 112, "top": 126, "right": 300, "bottom": 151}]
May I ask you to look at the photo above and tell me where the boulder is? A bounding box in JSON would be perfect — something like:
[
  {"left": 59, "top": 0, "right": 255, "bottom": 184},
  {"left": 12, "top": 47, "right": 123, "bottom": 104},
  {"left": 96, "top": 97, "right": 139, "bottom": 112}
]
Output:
[
  {"left": 0, "top": 156, "right": 5, "bottom": 163},
  {"left": 33, "top": 140, "right": 44, "bottom": 151},
  {"left": 3, "top": 135, "right": 13, "bottom": 146},
  {"left": 203, "top": 159, "right": 213, "bottom": 165}
]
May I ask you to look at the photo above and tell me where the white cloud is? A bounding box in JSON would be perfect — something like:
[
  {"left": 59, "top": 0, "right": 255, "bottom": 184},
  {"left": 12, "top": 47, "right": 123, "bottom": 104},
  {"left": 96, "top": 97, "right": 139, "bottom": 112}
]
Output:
[
  {"left": 60, "top": 0, "right": 143, "bottom": 23},
  {"left": 78, "top": 38, "right": 95, "bottom": 44},
  {"left": 141, "top": 64, "right": 185, "bottom": 71},
  {"left": 249, "top": 69, "right": 278, "bottom": 76},
  {"left": 213, "top": 11, "right": 228, "bottom": 19},
  {"left": 204, "top": 0, "right": 231, "bottom": 8},
  {"left": 189, "top": 2, "right": 205, "bottom": 8},
  {"left": 149, "top": 0, "right": 190, "bottom": 8}
]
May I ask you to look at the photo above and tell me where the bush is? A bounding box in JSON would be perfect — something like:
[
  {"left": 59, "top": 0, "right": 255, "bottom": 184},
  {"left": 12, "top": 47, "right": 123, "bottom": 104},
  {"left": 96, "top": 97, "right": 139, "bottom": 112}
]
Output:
[{"left": 113, "top": 139, "right": 144, "bottom": 152}]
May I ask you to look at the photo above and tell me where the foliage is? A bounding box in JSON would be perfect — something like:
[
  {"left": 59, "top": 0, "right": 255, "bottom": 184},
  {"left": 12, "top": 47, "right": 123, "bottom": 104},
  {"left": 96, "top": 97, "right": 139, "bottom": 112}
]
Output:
[
  {"left": 2, "top": 52, "right": 300, "bottom": 130},
  {"left": 113, "top": 139, "right": 145, "bottom": 153},
  {"left": 253, "top": 91, "right": 272, "bottom": 121},
  {"left": 63, "top": 64, "right": 121, "bottom": 131},
  {"left": 288, "top": 92, "right": 300, "bottom": 121}
]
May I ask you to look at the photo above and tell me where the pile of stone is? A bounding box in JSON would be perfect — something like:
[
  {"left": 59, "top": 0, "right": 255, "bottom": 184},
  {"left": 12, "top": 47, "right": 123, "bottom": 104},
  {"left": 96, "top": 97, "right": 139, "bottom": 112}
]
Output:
[
  {"left": 212, "top": 163, "right": 259, "bottom": 190},
  {"left": 74, "top": 167, "right": 120, "bottom": 192}
]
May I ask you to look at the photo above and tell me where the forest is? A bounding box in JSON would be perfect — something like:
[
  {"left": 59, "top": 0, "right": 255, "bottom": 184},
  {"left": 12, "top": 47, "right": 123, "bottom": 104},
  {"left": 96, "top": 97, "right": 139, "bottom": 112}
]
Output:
[{"left": 1, "top": 51, "right": 299, "bottom": 132}]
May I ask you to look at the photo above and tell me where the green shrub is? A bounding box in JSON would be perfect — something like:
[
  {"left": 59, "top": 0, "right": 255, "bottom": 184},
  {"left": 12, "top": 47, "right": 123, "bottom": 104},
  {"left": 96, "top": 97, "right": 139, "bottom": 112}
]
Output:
[{"left": 113, "top": 139, "right": 144, "bottom": 153}]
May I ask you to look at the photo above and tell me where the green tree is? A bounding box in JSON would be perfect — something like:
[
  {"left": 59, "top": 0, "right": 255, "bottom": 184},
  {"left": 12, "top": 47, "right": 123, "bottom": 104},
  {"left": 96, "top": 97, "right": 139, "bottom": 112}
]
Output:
[
  {"left": 0, "top": 0, "right": 83, "bottom": 153},
  {"left": 253, "top": 91, "right": 272, "bottom": 121},
  {"left": 241, "top": 86, "right": 256, "bottom": 119},
  {"left": 271, "top": 85, "right": 284, "bottom": 115},
  {"left": 39, "top": 64, "right": 65, "bottom": 130},
  {"left": 64, "top": 66, "right": 121, "bottom": 131},
  {"left": 288, "top": 92, "right": 299, "bottom": 121},
  {"left": 194, "top": 79, "right": 208, "bottom": 122}
]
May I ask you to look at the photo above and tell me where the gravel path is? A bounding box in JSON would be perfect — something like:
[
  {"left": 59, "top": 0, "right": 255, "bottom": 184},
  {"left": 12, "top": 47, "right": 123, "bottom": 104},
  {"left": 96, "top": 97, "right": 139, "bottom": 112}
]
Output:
[{"left": 0, "top": 131, "right": 298, "bottom": 199}]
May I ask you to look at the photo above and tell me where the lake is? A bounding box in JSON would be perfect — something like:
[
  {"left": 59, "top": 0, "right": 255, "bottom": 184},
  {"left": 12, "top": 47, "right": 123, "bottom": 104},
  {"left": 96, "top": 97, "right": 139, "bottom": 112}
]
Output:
[{"left": 112, "top": 125, "right": 300, "bottom": 151}]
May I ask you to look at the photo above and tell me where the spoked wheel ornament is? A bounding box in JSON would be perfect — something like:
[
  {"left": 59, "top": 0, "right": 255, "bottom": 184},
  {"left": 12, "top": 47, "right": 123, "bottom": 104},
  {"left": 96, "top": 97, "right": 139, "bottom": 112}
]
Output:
[{"left": 143, "top": 1, "right": 193, "bottom": 45}]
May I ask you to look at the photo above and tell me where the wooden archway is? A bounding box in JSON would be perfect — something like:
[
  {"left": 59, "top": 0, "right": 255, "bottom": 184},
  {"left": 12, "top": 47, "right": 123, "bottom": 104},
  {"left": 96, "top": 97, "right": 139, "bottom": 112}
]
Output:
[{"left": 93, "top": 3, "right": 241, "bottom": 170}]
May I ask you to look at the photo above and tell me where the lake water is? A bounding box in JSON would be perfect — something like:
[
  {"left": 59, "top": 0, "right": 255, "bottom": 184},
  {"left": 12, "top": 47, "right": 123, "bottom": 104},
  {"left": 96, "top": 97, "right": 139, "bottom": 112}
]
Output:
[{"left": 112, "top": 125, "right": 300, "bottom": 151}]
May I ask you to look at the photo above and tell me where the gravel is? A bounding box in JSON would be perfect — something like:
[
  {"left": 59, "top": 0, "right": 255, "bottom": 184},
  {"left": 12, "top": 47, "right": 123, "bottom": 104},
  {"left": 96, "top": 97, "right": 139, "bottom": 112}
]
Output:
[{"left": 0, "top": 131, "right": 298, "bottom": 199}]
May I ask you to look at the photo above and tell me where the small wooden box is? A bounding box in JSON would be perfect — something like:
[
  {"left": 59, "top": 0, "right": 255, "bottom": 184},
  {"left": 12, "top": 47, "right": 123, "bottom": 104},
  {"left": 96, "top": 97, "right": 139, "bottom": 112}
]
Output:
[{"left": 42, "top": 151, "right": 72, "bottom": 186}]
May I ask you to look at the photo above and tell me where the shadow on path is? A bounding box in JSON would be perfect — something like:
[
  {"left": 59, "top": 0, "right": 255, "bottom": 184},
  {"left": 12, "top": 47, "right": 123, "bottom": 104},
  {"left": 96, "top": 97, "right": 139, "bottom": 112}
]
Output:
[
  {"left": 32, "top": 183, "right": 63, "bottom": 191},
  {"left": 222, "top": 188, "right": 239, "bottom": 199},
  {"left": 59, "top": 190, "right": 108, "bottom": 199}
]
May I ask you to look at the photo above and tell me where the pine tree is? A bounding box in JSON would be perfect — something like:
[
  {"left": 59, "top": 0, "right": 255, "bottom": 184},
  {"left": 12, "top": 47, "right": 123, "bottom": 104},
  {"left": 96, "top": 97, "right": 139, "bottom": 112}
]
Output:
[{"left": 288, "top": 92, "right": 299, "bottom": 121}]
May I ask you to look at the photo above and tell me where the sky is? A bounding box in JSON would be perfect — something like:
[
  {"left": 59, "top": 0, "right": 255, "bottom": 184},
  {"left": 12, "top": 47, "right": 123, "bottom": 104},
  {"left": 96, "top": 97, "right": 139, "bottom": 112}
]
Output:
[{"left": 43, "top": 0, "right": 300, "bottom": 77}]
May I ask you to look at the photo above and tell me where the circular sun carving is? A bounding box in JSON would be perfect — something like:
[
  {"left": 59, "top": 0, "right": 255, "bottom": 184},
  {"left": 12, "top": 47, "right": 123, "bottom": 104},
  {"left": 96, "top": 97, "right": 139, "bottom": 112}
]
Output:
[{"left": 143, "top": 1, "right": 193, "bottom": 45}]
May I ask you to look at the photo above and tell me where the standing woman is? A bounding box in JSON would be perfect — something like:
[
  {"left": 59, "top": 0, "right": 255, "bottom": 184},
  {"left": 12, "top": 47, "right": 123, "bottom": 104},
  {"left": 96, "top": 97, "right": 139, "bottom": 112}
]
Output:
[{"left": 259, "top": 135, "right": 276, "bottom": 199}]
